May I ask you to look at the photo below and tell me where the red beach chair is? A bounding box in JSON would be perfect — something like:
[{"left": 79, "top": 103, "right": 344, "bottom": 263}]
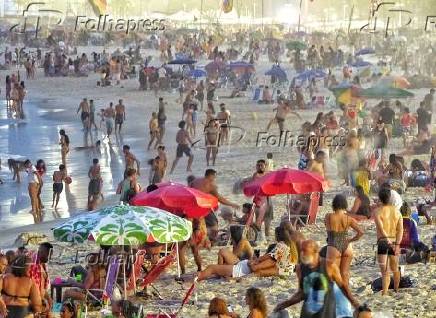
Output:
[
  {"left": 138, "top": 248, "right": 177, "bottom": 298},
  {"left": 291, "top": 192, "right": 321, "bottom": 229}
]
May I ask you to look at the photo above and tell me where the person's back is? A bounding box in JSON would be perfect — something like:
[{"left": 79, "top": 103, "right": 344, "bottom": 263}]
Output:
[{"left": 375, "top": 204, "right": 401, "bottom": 240}]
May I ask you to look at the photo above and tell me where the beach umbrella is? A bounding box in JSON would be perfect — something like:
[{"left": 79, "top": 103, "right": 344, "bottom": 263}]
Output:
[
  {"left": 286, "top": 40, "right": 307, "bottom": 51},
  {"left": 130, "top": 183, "right": 218, "bottom": 218},
  {"left": 228, "top": 61, "right": 255, "bottom": 74},
  {"left": 168, "top": 58, "right": 197, "bottom": 65},
  {"left": 360, "top": 86, "right": 414, "bottom": 99},
  {"left": 355, "top": 48, "right": 375, "bottom": 56},
  {"left": 52, "top": 205, "right": 192, "bottom": 245},
  {"left": 189, "top": 69, "right": 207, "bottom": 78},
  {"left": 265, "top": 65, "right": 287, "bottom": 81},
  {"left": 205, "top": 61, "right": 227, "bottom": 73},
  {"left": 330, "top": 84, "right": 362, "bottom": 104},
  {"left": 378, "top": 76, "right": 411, "bottom": 89},
  {"left": 243, "top": 167, "right": 328, "bottom": 197},
  {"left": 295, "top": 69, "right": 326, "bottom": 81},
  {"left": 351, "top": 60, "right": 372, "bottom": 68}
]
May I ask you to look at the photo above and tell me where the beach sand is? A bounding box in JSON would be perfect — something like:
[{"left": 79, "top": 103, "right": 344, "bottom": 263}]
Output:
[{"left": 0, "top": 46, "right": 435, "bottom": 317}]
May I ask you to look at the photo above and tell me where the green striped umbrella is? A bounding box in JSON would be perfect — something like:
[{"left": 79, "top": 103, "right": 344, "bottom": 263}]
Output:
[
  {"left": 53, "top": 205, "right": 192, "bottom": 245},
  {"left": 359, "top": 86, "right": 414, "bottom": 99}
]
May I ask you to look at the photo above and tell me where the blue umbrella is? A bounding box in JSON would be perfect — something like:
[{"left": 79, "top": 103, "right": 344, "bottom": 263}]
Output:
[
  {"left": 175, "top": 52, "right": 189, "bottom": 60},
  {"left": 295, "top": 69, "right": 326, "bottom": 81},
  {"left": 355, "top": 48, "right": 375, "bottom": 56},
  {"left": 168, "top": 58, "right": 197, "bottom": 65},
  {"left": 229, "top": 61, "right": 254, "bottom": 68},
  {"left": 189, "top": 69, "right": 207, "bottom": 78},
  {"left": 351, "top": 60, "right": 372, "bottom": 67},
  {"left": 265, "top": 65, "right": 287, "bottom": 81}
]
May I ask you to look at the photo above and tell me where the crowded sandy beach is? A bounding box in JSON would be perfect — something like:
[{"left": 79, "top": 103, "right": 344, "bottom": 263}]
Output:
[{"left": 0, "top": 0, "right": 435, "bottom": 317}]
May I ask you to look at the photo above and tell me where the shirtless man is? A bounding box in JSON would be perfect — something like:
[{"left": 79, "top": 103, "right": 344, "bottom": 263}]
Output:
[
  {"left": 52, "top": 164, "right": 66, "bottom": 209},
  {"left": 104, "top": 102, "right": 115, "bottom": 139},
  {"left": 123, "top": 145, "right": 140, "bottom": 177},
  {"left": 88, "top": 158, "right": 103, "bottom": 210},
  {"left": 307, "top": 150, "right": 327, "bottom": 206},
  {"left": 266, "top": 100, "right": 302, "bottom": 133},
  {"left": 251, "top": 159, "right": 274, "bottom": 237},
  {"left": 148, "top": 112, "right": 160, "bottom": 150},
  {"left": 114, "top": 99, "right": 126, "bottom": 133},
  {"left": 77, "top": 98, "right": 90, "bottom": 129},
  {"left": 204, "top": 119, "right": 220, "bottom": 166},
  {"left": 178, "top": 169, "right": 239, "bottom": 274},
  {"left": 170, "top": 121, "right": 194, "bottom": 173},
  {"left": 216, "top": 103, "right": 231, "bottom": 145},
  {"left": 59, "top": 129, "right": 70, "bottom": 166},
  {"left": 149, "top": 145, "right": 167, "bottom": 184},
  {"left": 374, "top": 188, "right": 403, "bottom": 296}
]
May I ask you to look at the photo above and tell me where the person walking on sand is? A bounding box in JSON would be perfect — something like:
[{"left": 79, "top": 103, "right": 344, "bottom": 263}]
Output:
[
  {"left": 157, "top": 97, "right": 167, "bottom": 144},
  {"left": 59, "top": 129, "right": 70, "bottom": 166},
  {"left": 205, "top": 118, "right": 220, "bottom": 166},
  {"left": 170, "top": 121, "right": 194, "bottom": 173},
  {"left": 147, "top": 112, "right": 160, "bottom": 150},
  {"left": 216, "top": 103, "right": 231, "bottom": 145},
  {"left": 374, "top": 188, "right": 403, "bottom": 296},
  {"left": 266, "top": 100, "right": 302, "bottom": 134},
  {"left": 52, "top": 164, "right": 66, "bottom": 209},
  {"left": 115, "top": 99, "right": 126, "bottom": 133},
  {"left": 324, "top": 194, "right": 363, "bottom": 287}
]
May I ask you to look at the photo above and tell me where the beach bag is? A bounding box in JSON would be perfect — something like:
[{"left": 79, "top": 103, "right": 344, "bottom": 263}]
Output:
[
  {"left": 371, "top": 275, "right": 416, "bottom": 292},
  {"left": 301, "top": 271, "right": 335, "bottom": 318}
]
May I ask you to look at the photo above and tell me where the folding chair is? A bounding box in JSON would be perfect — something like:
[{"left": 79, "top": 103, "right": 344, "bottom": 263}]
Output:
[
  {"left": 137, "top": 248, "right": 177, "bottom": 299},
  {"left": 290, "top": 192, "right": 321, "bottom": 230},
  {"left": 126, "top": 250, "right": 147, "bottom": 293},
  {"left": 147, "top": 277, "right": 198, "bottom": 318},
  {"left": 85, "top": 255, "right": 121, "bottom": 305}
]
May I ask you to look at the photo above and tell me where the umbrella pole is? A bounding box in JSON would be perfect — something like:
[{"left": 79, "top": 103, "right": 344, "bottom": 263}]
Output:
[
  {"left": 176, "top": 242, "right": 181, "bottom": 278},
  {"left": 287, "top": 194, "right": 290, "bottom": 222},
  {"left": 123, "top": 258, "right": 127, "bottom": 300},
  {"left": 132, "top": 248, "right": 136, "bottom": 295}
]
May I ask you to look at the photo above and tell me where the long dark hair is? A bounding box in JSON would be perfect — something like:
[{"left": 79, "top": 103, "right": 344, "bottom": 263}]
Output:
[
  {"left": 246, "top": 288, "right": 267, "bottom": 317},
  {"left": 230, "top": 225, "right": 244, "bottom": 245},
  {"left": 11, "top": 255, "right": 30, "bottom": 277}
]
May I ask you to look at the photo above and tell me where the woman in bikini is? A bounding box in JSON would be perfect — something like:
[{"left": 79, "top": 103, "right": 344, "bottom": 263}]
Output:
[
  {"left": 0, "top": 256, "right": 42, "bottom": 318},
  {"left": 324, "top": 194, "right": 364, "bottom": 287},
  {"left": 59, "top": 129, "right": 70, "bottom": 166},
  {"left": 62, "top": 253, "right": 106, "bottom": 302},
  {"left": 217, "top": 225, "right": 253, "bottom": 265}
]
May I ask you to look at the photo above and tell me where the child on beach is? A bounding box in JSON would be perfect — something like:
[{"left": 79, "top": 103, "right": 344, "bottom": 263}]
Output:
[
  {"left": 52, "top": 164, "right": 67, "bottom": 208},
  {"left": 266, "top": 153, "right": 274, "bottom": 172}
]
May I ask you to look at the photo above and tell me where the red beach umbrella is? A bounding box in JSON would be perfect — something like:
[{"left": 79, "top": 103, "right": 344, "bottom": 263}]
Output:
[
  {"left": 243, "top": 167, "right": 328, "bottom": 197},
  {"left": 130, "top": 183, "right": 218, "bottom": 218}
]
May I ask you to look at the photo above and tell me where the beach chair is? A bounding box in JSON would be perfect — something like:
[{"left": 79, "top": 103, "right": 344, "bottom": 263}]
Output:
[
  {"left": 85, "top": 255, "right": 121, "bottom": 305},
  {"left": 290, "top": 192, "right": 321, "bottom": 230},
  {"left": 253, "top": 87, "right": 261, "bottom": 101},
  {"left": 137, "top": 248, "right": 177, "bottom": 298},
  {"left": 146, "top": 278, "right": 198, "bottom": 318},
  {"left": 126, "top": 250, "right": 147, "bottom": 294}
]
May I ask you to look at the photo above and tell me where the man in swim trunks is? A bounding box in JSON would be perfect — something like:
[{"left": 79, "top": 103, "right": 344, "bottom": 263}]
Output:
[
  {"left": 77, "top": 98, "right": 90, "bottom": 129},
  {"left": 104, "top": 102, "right": 115, "bottom": 139},
  {"left": 115, "top": 99, "right": 126, "bottom": 133},
  {"left": 123, "top": 145, "right": 140, "bottom": 177},
  {"left": 52, "top": 164, "right": 66, "bottom": 209},
  {"left": 170, "top": 121, "right": 194, "bottom": 173},
  {"left": 266, "top": 100, "right": 302, "bottom": 133},
  {"left": 374, "top": 188, "right": 403, "bottom": 296},
  {"left": 216, "top": 103, "right": 231, "bottom": 145},
  {"left": 88, "top": 158, "right": 103, "bottom": 210}
]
